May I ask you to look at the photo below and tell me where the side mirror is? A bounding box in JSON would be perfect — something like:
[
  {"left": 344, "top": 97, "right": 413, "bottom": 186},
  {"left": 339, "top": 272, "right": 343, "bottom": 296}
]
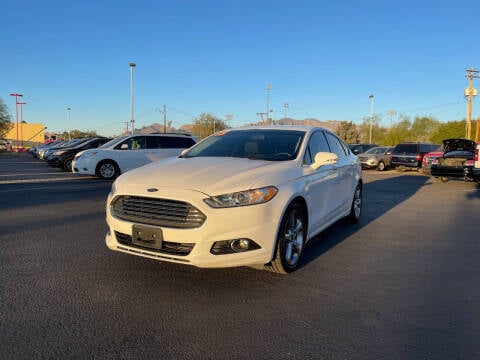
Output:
[
  {"left": 120, "top": 143, "right": 129, "bottom": 150},
  {"left": 311, "top": 152, "right": 338, "bottom": 170}
]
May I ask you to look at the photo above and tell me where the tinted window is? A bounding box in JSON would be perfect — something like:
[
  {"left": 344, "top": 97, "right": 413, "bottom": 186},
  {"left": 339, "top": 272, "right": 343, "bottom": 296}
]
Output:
[
  {"left": 394, "top": 144, "right": 418, "bottom": 153},
  {"left": 116, "top": 136, "right": 146, "bottom": 150},
  {"left": 147, "top": 136, "right": 195, "bottom": 149},
  {"left": 304, "top": 131, "right": 330, "bottom": 164},
  {"left": 419, "top": 144, "right": 439, "bottom": 153},
  {"left": 325, "top": 133, "right": 347, "bottom": 158}
]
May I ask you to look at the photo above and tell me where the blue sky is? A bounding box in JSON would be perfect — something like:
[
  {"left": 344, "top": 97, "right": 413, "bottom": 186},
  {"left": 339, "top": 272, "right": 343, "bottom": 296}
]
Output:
[{"left": 1, "top": 0, "right": 479, "bottom": 136}]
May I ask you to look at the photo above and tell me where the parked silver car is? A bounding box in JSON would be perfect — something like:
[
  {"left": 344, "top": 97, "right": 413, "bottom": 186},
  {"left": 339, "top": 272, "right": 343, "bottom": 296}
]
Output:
[{"left": 357, "top": 146, "right": 393, "bottom": 171}]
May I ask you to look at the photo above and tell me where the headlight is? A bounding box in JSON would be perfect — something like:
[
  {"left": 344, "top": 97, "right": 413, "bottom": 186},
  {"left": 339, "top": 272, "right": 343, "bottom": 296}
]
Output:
[
  {"left": 54, "top": 150, "right": 67, "bottom": 155},
  {"left": 110, "top": 180, "right": 117, "bottom": 196},
  {"left": 204, "top": 186, "right": 278, "bottom": 208}
]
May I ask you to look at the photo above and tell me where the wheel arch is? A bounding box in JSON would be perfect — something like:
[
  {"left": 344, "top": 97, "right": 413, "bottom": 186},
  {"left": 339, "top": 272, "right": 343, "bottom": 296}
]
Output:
[
  {"left": 269, "top": 195, "right": 309, "bottom": 262},
  {"left": 95, "top": 159, "right": 121, "bottom": 178}
]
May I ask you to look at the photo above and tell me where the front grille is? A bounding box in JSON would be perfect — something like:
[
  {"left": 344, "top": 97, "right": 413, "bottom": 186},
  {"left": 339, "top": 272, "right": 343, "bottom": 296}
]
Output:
[
  {"left": 115, "top": 231, "right": 194, "bottom": 255},
  {"left": 111, "top": 195, "right": 206, "bottom": 228}
]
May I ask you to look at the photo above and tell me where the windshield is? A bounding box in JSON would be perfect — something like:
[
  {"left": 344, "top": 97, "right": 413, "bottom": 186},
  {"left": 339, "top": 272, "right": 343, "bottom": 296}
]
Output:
[
  {"left": 183, "top": 129, "right": 305, "bottom": 161},
  {"left": 365, "top": 147, "right": 385, "bottom": 154},
  {"left": 100, "top": 135, "right": 129, "bottom": 149}
]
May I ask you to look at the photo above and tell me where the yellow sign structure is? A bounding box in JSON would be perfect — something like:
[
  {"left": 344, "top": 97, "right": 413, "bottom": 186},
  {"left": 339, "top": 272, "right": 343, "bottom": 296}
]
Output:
[{"left": 3, "top": 123, "right": 46, "bottom": 146}]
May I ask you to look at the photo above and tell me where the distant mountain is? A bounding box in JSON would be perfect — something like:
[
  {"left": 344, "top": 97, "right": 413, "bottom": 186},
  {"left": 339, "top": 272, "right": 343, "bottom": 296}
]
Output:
[{"left": 136, "top": 118, "right": 344, "bottom": 135}]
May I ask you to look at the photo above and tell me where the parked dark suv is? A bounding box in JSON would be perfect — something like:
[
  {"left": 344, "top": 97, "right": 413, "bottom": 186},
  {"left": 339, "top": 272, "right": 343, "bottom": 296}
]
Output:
[{"left": 391, "top": 142, "right": 440, "bottom": 171}]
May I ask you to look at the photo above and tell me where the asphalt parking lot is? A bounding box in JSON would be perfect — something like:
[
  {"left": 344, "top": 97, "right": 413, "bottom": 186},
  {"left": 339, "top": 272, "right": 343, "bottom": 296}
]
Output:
[{"left": 1, "top": 152, "right": 480, "bottom": 359}]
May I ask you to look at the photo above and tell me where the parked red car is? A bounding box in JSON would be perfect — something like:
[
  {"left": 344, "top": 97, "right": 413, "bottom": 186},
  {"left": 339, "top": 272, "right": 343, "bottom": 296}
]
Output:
[{"left": 421, "top": 145, "right": 443, "bottom": 174}]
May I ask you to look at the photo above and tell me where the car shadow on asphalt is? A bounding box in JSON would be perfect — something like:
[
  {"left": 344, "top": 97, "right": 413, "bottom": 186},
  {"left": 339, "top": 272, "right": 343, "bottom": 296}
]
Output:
[{"left": 299, "top": 175, "right": 430, "bottom": 270}]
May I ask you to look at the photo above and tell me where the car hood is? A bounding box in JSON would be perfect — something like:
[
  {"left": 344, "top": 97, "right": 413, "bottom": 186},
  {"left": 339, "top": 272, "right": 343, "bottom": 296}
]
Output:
[
  {"left": 443, "top": 139, "right": 476, "bottom": 154},
  {"left": 115, "top": 156, "right": 299, "bottom": 195}
]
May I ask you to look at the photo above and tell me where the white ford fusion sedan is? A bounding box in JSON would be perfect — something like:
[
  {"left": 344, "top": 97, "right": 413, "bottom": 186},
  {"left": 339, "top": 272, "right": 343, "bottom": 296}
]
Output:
[{"left": 106, "top": 126, "right": 363, "bottom": 274}]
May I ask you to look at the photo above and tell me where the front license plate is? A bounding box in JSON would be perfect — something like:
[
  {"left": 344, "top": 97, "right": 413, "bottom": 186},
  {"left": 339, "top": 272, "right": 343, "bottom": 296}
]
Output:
[{"left": 132, "top": 225, "right": 163, "bottom": 250}]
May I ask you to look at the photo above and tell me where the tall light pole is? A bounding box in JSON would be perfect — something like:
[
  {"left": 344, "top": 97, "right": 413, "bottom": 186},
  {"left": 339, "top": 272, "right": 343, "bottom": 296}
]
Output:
[
  {"left": 67, "top": 107, "right": 71, "bottom": 141},
  {"left": 18, "top": 102, "right": 26, "bottom": 147},
  {"left": 369, "top": 94, "right": 375, "bottom": 144},
  {"left": 9, "top": 93, "right": 23, "bottom": 151},
  {"left": 129, "top": 62, "right": 136, "bottom": 135},
  {"left": 266, "top": 83, "right": 272, "bottom": 124}
]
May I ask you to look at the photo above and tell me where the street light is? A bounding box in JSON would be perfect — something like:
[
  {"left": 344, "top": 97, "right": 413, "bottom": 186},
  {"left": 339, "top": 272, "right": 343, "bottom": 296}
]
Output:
[
  {"left": 18, "top": 102, "right": 26, "bottom": 147},
  {"left": 129, "top": 62, "right": 136, "bottom": 135},
  {"left": 67, "top": 107, "right": 71, "bottom": 141},
  {"left": 9, "top": 93, "right": 23, "bottom": 151},
  {"left": 368, "top": 94, "right": 375, "bottom": 144}
]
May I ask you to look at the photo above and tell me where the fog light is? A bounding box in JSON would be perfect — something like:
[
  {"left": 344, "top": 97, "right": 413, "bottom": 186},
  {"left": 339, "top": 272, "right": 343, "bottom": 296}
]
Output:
[
  {"left": 210, "top": 238, "right": 261, "bottom": 255},
  {"left": 230, "top": 239, "right": 250, "bottom": 252}
]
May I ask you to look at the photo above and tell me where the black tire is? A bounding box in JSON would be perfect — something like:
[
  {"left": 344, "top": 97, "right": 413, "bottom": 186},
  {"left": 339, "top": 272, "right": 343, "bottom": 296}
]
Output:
[
  {"left": 377, "top": 161, "right": 386, "bottom": 171},
  {"left": 96, "top": 160, "right": 120, "bottom": 180},
  {"left": 62, "top": 157, "right": 74, "bottom": 172},
  {"left": 265, "top": 202, "right": 306, "bottom": 274},
  {"left": 347, "top": 183, "right": 362, "bottom": 223}
]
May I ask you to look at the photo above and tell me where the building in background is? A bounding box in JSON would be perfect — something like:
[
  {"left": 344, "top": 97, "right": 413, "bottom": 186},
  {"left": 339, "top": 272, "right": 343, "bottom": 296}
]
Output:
[{"left": 4, "top": 123, "right": 46, "bottom": 147}]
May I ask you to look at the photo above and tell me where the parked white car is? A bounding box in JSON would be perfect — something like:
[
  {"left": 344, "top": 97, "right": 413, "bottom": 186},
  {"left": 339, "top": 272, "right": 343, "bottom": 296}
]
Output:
[
  {"left": 72, "top": 133, "right": 196, "bottom": 179},
  {"left": 105, "top": 126, "right": 363, "bottom": 274}
]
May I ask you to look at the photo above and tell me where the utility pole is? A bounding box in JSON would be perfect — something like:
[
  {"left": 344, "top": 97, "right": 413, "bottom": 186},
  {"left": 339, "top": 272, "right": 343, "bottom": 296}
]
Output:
[
  {"left": 476, "top": 117, "right": 480, "bottom": 142},
  {"left": 266, "top": 83, "right": 272, "bottom": 124},
  {"left": 66, "top": 107, "right": 71, "bottom": 141},
  {"left": 163, "top": 104, "right": 167, "bottom": 133},
  {"left": 464, "top": 67, "right": 479, "bottom": 140},
  {"left": 387, "top": 110, "right": 397, "bottom": 128},
  {"left": 154, "top": 106, "right": 168, "bottom": 133},
  {"left": 129, "top": 62, "right": 136, "bottom": 135},
  {"left": 283, "top": 103, "right": 289, "bottom": 120},
  {"left": 19, "top": 102, "right": 26, "bottom": 147},
  {"left": 368, "top": 94, "right": 375, "bottom": 144},
  {"left": 225, "top": 114, "right": 233, "bottom": 127}
]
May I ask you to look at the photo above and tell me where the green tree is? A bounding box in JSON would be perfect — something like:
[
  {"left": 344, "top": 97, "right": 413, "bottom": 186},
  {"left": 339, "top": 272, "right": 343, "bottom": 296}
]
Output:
[
  {"left": 410, "top": 116, "right": 440, "bottom": 142},
  {"left": 430, "top": 120, "right": 468, "bottom": 143},
  {"left": 0, "top": 98, "right": 13, "bottom": 138},
  {"left": 383, "top": 116, "right": 412, "bottom": 145},
  {"left": 358, "top": 116, "right": 384, "bottom": 144},
  {"left": 192, "top": 113, "right": 227, "bottom": 140},
  {"left": 335, "top": 121, "right": 360, "bottom": 143}
]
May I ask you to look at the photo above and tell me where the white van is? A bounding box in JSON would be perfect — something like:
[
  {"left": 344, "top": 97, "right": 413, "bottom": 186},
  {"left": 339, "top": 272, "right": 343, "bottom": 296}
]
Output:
[{"left": 72, "top": 133, "right": 196, "bottom": 179}]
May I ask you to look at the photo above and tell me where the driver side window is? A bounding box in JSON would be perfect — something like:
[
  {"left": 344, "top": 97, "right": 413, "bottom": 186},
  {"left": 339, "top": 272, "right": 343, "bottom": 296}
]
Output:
[
  {"left": 304, "top": 131, "right": 330, "bottom": 164},
  {"left": 117, "top": 136, "right": 146, "bottom": 150}
]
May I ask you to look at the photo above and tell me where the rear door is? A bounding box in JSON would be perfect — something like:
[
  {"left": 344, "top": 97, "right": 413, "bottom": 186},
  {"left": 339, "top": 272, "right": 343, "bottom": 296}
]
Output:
[{"left": 145, "top": 136, "right": 196, "bottom": 161}]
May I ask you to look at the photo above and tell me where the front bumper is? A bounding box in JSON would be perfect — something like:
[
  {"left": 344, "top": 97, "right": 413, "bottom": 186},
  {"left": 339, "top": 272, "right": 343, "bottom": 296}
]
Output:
[
  {"left": 47, "top": 156, "right": 62, "bottom": 167},
  {"left": 105, "top": 187, "right": 284, "bottom": 268},
  {"left": 72, "top": 157, "right": 96, "bottom": 175}
]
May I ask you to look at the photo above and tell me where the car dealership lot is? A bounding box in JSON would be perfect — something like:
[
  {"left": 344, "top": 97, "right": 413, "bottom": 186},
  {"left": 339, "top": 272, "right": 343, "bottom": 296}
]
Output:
[{"left": 1, "top": 152, "right": 480, "bottom": 359}]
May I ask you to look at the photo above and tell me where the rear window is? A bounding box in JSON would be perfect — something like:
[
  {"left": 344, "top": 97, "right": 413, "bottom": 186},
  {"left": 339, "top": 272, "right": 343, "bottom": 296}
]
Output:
[{"left": 394, "top": 144, "right": 418, "bottom": 153}]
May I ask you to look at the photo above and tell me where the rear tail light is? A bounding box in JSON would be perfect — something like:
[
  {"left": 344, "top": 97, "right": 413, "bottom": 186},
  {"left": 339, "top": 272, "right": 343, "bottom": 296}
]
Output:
[
  {"left": 475, "top": 148, "right": 479, "bottom": 162},
  {"left": 422, "top": 156, "right": 427, "bottom": 165},
  {"left": 416, "top": 154, "right": 422, "bottom": 161}
]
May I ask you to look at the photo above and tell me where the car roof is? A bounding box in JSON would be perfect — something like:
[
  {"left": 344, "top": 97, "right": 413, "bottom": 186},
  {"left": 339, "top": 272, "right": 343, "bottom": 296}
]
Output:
[{"left": 233, "top": 125, "right": 333, "bottom": 134}]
